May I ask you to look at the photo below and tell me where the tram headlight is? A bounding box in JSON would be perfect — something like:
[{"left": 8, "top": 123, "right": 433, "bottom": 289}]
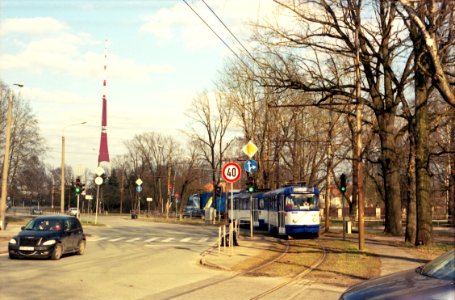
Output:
[{"left": 312, "top": 214, "right": 319, "bottom": 223}]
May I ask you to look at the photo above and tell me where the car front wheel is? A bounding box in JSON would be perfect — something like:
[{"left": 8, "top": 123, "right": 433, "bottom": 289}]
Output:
[{"left": 51, "top": 244, "right": 63, "bottom": 260}]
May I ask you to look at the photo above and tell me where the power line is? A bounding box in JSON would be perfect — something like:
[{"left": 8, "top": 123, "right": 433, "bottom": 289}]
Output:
[
  {"left": 181, "top": 0, "right": 251, "bottom": 71},
  {"left": 200, "top": 0, "right": 257, "bottom": 63}
]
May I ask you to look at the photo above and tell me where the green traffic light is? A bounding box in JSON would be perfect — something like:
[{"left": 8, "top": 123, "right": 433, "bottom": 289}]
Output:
[
  {"left": 75, "top": 187, "right": 81, "bottom": 193},
  {"left": 248, "top": 186, "right": 254, "bottom": 193},
  {"left": 341, "top": 187, "right": 346, "bottom": 192}
]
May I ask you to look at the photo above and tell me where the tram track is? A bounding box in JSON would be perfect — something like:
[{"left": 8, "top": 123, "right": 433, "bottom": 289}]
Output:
[
  {"left": 166, "top": 236, "right": 327, "bottom": 300},
  {"left": 250, "top": 239, "right": 327, "bottom": 299}
]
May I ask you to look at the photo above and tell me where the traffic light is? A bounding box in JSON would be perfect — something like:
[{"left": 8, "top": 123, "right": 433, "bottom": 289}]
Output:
[
  {"left": 340, "top": 173, "right": 347, "bottom": 193},
  {"left": 75, "top": 178, "right": 81, "bottom": 194},
  {"left": 215, "top": 185, "right": 223, "bottom": 197},
  {"left": 246, "top": 175, "right": 254, "bottom": 193}
]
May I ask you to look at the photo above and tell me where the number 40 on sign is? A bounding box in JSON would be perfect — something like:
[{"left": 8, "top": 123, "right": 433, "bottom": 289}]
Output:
[{"left": 222, "top": 162, "right": 241, "bottom": 183}]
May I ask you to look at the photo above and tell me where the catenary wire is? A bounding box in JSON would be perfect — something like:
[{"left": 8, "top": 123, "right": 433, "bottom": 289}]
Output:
[{"left": 181, "top": 0, "right": 253, "bottom": 72}]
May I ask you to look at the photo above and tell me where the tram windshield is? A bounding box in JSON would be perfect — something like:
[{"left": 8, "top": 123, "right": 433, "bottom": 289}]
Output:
[{"left": 285, "top": 194, "right": 318, "bottom": 210}]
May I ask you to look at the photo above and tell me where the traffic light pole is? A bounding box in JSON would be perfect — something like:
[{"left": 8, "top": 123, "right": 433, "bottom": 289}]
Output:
[
  {"left": 342, "top": 191, "right": 346, "bottom": 241},
  {"left": 250, "top": 193, "right": 253, "bottom": 238}
]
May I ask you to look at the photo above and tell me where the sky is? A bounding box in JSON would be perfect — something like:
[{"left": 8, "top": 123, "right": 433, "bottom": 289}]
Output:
[{"left": 0, "top": 0, "right": 278, "bottom": 173}]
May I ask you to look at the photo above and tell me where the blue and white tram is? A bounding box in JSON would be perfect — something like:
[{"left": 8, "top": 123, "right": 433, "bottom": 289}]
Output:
[
  {"left": 263, "top": 185, "right": 320, "bottom": 238},
  {"left": 228, "top": 191, "right": 266, "bottom": 227}
]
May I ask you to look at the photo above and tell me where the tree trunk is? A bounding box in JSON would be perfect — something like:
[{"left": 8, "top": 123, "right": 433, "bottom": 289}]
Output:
[
  {"left": 415, "top": 65, "right": 432, "bottom": 246},
  {"left": 380, "top": 113, "right": 403, "bottom": 236},
  {"left": 450, "top": 118, "right": 455, "bottom": 225},
  {"left": 405, "top": 133, "right": 417, "bottom": 243}
]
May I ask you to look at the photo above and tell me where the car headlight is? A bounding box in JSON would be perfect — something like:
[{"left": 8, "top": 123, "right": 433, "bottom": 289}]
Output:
[
  {"left": 9, "top": 238, "right": 17, "bottom": 245},
  {"left": 42, "top": 240, "right": 56, "bottom": 246}
]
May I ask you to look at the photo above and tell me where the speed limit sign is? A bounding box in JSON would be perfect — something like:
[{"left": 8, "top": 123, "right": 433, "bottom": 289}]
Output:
[{"left": 222, "top": 162, "right": 241, "bottom": 183}]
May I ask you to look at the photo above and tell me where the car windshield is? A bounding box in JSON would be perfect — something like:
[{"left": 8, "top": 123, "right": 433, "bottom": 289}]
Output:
[
  {"left": 24, "top": 219, "right": 63, "bottom": 231},
  {"left": 285, "top": 194, "right": 318, "bottom": 210},
  {"left": 420, "top": 249, "right": 454, "bottom": 280}
]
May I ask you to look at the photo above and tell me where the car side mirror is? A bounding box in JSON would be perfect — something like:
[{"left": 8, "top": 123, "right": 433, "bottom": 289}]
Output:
[{"left": 21, "top": 226, "right": 25, "bottom": 230}]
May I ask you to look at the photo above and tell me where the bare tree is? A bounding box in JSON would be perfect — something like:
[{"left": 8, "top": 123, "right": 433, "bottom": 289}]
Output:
[
  {"left": 185, "top": 90, "right": 234, "bottom": 212},
  {"left": 1, "top": 82, "right": 47, "bottom": 205},
  {"left": 396, "top": 0, "right": 455, "bottom": 107}
]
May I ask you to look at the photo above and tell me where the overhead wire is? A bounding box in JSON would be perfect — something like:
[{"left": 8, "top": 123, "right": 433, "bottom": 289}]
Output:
[
  {"left": 181, "top": 0, "right": 255, "bottom": 73},
  {"left": 200, "top": 0, "right": 257, "bottom": 63}
]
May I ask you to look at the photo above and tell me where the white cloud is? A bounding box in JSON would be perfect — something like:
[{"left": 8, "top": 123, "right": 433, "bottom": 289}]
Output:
[
  {"left": 140, "top": 0, "right": 277, "bottom": 50},
  {"left": 0, "top": 17, "right": 174, "bottom": 80},
  {"left": 0, "top": 17, "right": 68, "bottom": 36}
]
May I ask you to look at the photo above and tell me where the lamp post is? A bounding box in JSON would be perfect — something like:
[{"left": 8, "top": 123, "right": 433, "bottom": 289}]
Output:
[
  {"left": 0, "top": 84, "right": 23, "bottom": 230},
  {"left": 60, "top": 121, "right": 86, "bottom": 214}
]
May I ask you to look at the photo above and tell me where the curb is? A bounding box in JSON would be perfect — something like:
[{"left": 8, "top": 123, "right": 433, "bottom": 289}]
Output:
[{"left": 199, "top": 243, "right": 234, "bottom": 271}]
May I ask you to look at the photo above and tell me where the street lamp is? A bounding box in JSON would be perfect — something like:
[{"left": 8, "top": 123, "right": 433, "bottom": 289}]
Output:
[
  {"left": 60, "top": 121, "right": 87, "bottom": 214},
  {"left": 0, "top": 84, "right": 23, "bottom": 230}
]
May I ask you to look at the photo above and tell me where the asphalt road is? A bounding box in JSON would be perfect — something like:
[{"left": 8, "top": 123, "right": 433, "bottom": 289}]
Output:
[
  {"left": 0, "top": 216, "right": 227, "bottom": 299},
  {"left": 1, "top": 216, "right": 296, "bottom": 300}
]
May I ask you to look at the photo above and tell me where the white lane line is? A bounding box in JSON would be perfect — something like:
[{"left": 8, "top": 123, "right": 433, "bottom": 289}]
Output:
[
  {"left": 181, "top": 237, "right": 192, "bottom": 243},
  {"left": 162, "top": 238, "right": 175, "bottom": 243},
  {"left": 109, "top": 237, "right": 125, "bottom": 242},
  {"left": 145, "top": 237, "right": 159, "bottom": 242},
  {"left": 89, "top": 237, "right": 107, "bottom": 242},
  {"left": 126, "top": 237, "right": 141, "bottom": 242}
]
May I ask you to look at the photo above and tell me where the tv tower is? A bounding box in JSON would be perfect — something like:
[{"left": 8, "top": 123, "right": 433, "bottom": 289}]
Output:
[{"left": 98, "top": 40, "right": 110, "bottom": 167}]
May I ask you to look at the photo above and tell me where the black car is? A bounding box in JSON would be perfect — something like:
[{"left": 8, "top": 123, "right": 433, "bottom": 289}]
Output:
[
  {"left": 339, "top": 249, "right": 455, "bottom": 300},
  {"left": 30, "top": 207, "right": 43, "bottom": 215},
  {"left": 8, "top": 215, "right": 86, "bottom": 260}
]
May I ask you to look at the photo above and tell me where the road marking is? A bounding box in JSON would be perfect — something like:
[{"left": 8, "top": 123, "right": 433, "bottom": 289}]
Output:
[
  {"left": 181, "top": 237, "right": 192, "bottom": 242},
  {"left": 109, "top": 237, "right": 125, "bottom": 242},
  {"left": 126, "top": 237, "right": 141, "bottom": 242},
  {"left": 89, "top": 237, "right": 107, "bottom": 242},
  {"left": 145, "top": 237, "right": 159, "bottom": 242},
  {"left": 162, "top": 238, "right": 175, "bottom": 242},
  {"left": 198, "top": 237, "right": 209, "bottom": 243}
]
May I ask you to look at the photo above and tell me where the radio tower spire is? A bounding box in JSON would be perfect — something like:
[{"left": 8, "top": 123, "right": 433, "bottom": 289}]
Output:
[{"left": 98, "top": 40, "right": 110, "bottom": 166}]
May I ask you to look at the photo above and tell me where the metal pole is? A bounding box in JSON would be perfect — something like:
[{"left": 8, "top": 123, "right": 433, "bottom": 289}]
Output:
[
  {"left": 250, "top": 193, "right": 253, "bottom": 238},
  {"left": 76, "top": 194, "right": 80, "bottom": 219},
  {"left": 230, "top": 182, "right": 234, "bottom": 253},
  {"left": 166, "top": 157, "right": 172, "bottom": 219},
  {"left": 0, "top": 89, "right": 13, "bottom": 230},
  {"left": 159, "top": 177, "right": 163, "bottom": 214},
  {"left": 60, "top": 135, "right": 65, "bottom": 214},
  {"left": 342, "top": 191, "right": 346, "bottom": 241},
  {"left": 325, "top": 105, "right": 332, "bottom": 232},
  {"left": 60, "top": 121, "right": 86, "bottom": 215},
  {"left": 95, "top": 184, "right": 100, "bottom": 225}
]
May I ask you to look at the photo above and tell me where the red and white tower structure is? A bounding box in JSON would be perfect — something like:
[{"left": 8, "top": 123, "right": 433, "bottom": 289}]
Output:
[{"left": 98, "top": 40, "right": 110, "bottom": 167}]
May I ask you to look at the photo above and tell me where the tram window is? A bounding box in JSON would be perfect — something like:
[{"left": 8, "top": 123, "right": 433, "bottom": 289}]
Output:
[
  {"left": 259, "top": 199, "right": 264, "bottom": 209},
  {"left": 287, "top": 194, "right": 318, "bottom": 210}
]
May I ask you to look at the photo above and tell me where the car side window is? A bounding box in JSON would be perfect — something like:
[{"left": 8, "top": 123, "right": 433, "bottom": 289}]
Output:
[
  {"left": 68, "top": 219, "right": 77, "bottom": 231},
  {"left": 75, "top": 219, "right": 82, "bottom": 230},
  {"left": 64, "top": 220, "right": 71, "bottom": 231}
]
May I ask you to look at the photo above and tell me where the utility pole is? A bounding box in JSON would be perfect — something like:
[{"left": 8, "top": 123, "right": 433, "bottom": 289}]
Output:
[
  {"left": 325, "top": 106, "right": 333, "bottom": 232},
  {"left": 0, "top": 84, "right": 23, "bottom": 230},
  {"left": 354, "top": 0, "right": 365, "bottom": 250},
  {"left": 0, "top": 89, "right": 14, "bottom": 230},
  {"left": 166, "top": 158, "right": 172, "bottom": 219}
]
